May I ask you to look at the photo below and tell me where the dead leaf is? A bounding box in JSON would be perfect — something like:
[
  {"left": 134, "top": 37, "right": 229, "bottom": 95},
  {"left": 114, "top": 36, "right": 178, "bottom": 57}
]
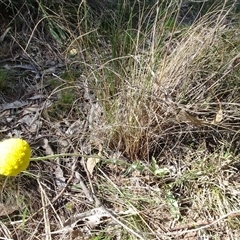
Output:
[
  {"left": 64, "top": 206, "right": 111, "bottom": 228},
  {"left": 86, "top": 157, "right": 100, "bottom": 176},
  {"left": 69, "top": 48, "right": 78, "bottom": 57},
  {"left": 65, "top": 120, "right": 85, "bottom": 135},
  {"left": 176, "top": 109, "right": 208, "bottom": 126},
  {"left": 0, "top": 100, "right": 28, "bottom": 111},
  {"left": 61, "top": 206, "right": 143, "bottom": 239},
  {"left": 32, "top": 138, "right": 54, "bottom": 155},
  {"left": 0, "top": 203, "right": 18, "bottom": 217},
  {"left": 212, "top": 108, "right": 223, "bottom": 124},
  {"left": 27, "top": 94, "right": 45, "bottom": 100},
  {"left": 86, "top": 144, "right": 102, "bottom": 176},
  {"left": 55, "top": 165, "right": 66, "bottom": 188}
]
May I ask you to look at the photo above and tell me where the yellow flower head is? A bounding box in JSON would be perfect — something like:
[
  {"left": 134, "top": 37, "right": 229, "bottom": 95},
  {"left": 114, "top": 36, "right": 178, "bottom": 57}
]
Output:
[{"left": 0, "top": 138, "right": 31, "bottom": 176}]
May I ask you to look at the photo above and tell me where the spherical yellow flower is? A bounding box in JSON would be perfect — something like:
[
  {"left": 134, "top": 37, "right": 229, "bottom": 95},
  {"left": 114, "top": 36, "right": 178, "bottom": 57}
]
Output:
[{"left": 0, "top": 138, "right": 31, "bottom": 176}]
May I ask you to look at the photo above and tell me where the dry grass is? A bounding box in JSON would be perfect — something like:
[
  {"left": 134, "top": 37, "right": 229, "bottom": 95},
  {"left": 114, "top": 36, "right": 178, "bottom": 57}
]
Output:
[{"left": 0, "top": 1, "right": 240, "bottom": 239}]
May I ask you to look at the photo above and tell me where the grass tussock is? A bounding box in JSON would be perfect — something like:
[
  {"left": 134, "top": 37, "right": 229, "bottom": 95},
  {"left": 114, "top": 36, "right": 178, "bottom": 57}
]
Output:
[
  {"left": 0, "top": 0, "right": 240, "bottom": 239},
  {"left": 90, "top": 10, "right": 240, "bottom": 163}
]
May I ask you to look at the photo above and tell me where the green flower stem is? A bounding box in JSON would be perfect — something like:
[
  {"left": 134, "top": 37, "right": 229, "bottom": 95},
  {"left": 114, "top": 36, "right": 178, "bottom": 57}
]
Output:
[
  {"left": 30, "top": 154, "right": 130, "bottom": 167},
  {"left": 30, "top": 153, "right": 99, "bottom": 161}
]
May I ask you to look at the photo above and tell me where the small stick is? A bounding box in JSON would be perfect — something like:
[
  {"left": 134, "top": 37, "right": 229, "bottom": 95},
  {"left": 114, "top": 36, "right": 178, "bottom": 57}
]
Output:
[{"left": 168, "top": 210, "right": 240, "bottom": 235}]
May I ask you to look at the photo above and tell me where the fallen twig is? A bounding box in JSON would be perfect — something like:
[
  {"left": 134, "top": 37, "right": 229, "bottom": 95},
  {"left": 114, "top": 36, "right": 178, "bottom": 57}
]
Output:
[{"left": 168, "top": 210, "right": 240, "bottom": 235}]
